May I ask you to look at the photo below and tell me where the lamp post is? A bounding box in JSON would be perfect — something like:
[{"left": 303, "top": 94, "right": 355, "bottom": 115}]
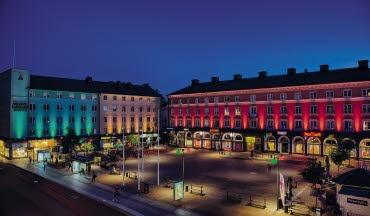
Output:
[
  {"left": 272, "top": 155, "right": 284, "bottom": 210},
  {"left": 157, "top": 108, "right": 160, "bottom": 185},
  {"left": 122, "top": 127, "right": 125, "bottom": 187},
  {"left": 138, "top": 130, "right": 141, "bottom": 191},
  {"left": 176, "top": 148, "right": 190, "bottom": 183},
  {"left": 141, "top": 129, "right": 144, "bottom": 181}
]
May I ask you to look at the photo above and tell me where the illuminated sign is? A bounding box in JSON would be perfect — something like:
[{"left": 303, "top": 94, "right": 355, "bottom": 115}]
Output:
[
  {"left": 303, "top": 132, "right": 322, "bottom": 137},
  {"left": 101, "top": 137, "right": 110, "bottom": 140},
  {"left": 12, "top": 102, "right": 28, "bottom": 111},
  {"left": 347, "top": 198, "right": 367, "bottom": 206},
  {"left": 210, "top": 129, "right": 219, "bottom": 133},
  {"left": 277, "top": 131, "right": 287, "bottom": 136},
  {"left": 173, "top": 181, "right": 184, "bottom": 201}
]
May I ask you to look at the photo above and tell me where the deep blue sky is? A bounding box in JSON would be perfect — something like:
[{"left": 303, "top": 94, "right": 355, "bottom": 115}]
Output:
[{"left": 1, "top": 0, "right": 369, "bottom": 95}]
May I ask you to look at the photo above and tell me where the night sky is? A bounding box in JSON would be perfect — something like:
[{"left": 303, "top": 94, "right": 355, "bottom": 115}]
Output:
[{"left": 0, "top": 0, "right": 369, "bottom": 95}]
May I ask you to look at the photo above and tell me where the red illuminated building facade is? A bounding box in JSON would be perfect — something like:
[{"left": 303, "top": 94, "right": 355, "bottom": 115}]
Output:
[{"left": 167, "top": 60, "right": 370, "bottom": 159}]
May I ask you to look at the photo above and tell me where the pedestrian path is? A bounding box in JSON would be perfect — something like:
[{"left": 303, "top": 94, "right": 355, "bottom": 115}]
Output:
[{"left": 11, "top": 160, "right": 199, "bottom": 216}]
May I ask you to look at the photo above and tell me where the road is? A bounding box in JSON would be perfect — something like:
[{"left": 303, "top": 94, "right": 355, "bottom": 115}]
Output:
[{"left": 0, "top": 161, "right": 125, "bottom": 216}]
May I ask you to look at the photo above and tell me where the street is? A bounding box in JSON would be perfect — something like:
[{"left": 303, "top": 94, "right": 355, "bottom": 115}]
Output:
[{"left": 0, "top": 160, "right": 124, "bottom": 216}]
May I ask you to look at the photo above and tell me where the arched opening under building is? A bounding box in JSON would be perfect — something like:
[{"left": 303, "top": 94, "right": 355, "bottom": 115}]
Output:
[
  {"left": 323, "top": 137, "right": 338, "bottom": 155},
  {"left": 222, "top": 133, "right": 232, "bottom": 151},
  {"left": 234, "top": 134, "right": 243, "bottom": 151},
  {"left": 203, "top": 132, "right": 212, "bottom": 149},
  {"left": 193, "top": 132, "right": 202, "bottom": 148},
  {"left": 307, "top": 137, "right": 321, "bottom": 155},
  {"left": 185, "top": 132, "right": 193, "bottom": 147},
  {"left": 212, "top": 133, "right": 222, "bottom": 150},
  {"left": 359, "top": 139, "right": 370, "bottom": 159},
  {"left": 278, "top": 136, "right": 290, "bottom": 153},
  {"left": 265, "top": 135, "right": 277, "bottom": 152},
  {"left": 292, "top": 136, "right": 304, "bottom": 154}
]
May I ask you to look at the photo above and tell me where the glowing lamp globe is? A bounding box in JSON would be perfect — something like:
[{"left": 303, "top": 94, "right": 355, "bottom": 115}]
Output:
[
  {"left": 175, "top": 150, "right": 181, "bottom": 154},
  {"left": 186, "top": 148, "right": 191, "bottom": 153},
  {"left": 127, "top": 142, "right": 131, "bottom": 146},
  {"left": 271, "top": 158, "right": 277, "bottom": 164},
  {"left": 278, "top": 155, "right": 285, "bottom": 160}
]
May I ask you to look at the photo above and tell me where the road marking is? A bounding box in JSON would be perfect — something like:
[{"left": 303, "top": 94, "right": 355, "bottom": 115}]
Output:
[{"left": 292, "top": 185, "right": 309, "bottom": 201}]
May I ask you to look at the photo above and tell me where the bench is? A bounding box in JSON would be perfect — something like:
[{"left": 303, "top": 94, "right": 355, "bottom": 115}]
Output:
[
  {"left": 288, "top": 204, "right": 311, "bottom": 216},
  {"left": 226, "top": 191, "right": 242, "bottom": 203},
  {"left": 246, "top": 195, "right": 266, "bottom": 209},
  {"left": 190, "top": 185, "right": 205, "bottom": 196},
  {"left": 110, "top": 168, "right": 122, "bottom": 175}
]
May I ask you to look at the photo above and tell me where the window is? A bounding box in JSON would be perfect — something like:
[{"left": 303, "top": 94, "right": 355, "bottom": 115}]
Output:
[
  {"left": 103, "top": 95, "right": 108, "bottom": 100},
  {"left": 326, "top": 120, "right": 335, "bottom": 130},
  {"left": 103, "top": 117, "right": 107, "bottom": 123},
  {"left": 92, "top": 128, "right": 97, "bottom": 134},
  {"left": 214, "top": 97, "right": 219, "bottom": 103},
  {"left": 43, "top": 92, "right": 50, "bottom": 98},
  {"left": 29, "top": 104, "right": 36, "bottom": 111},
  {"left": 267, "top": 94, "right": 273, "bottom": 101},
  {"left": 235, "top": 107, "right": 241, "bottom": 115},
  {"left": 43, "top": 129, "right": 49, "bottom": 136},
  {"left": 280, "top": 93, "right": 287, "bottom": 100},
  {"left": 113, "top": 96, "right": 117, "bottom": 101},
  {"left": 214, "top": 119, "right": 220, "bottom": 127},
  {"left": 195, "top": 108, "right": 200, "bottom": 115},
  {"left": 363, "top": 104, "right": 370, "bottom": 113},
  {"left": 131, "top": 107, "right": 135, "bottom": 112},
  {"left": 81, "top": 117, "right": 86, "bottom": 123},
  {"left": 170, "top": 109, "right": 174, "bottom": 115},
  {"left": 266, "top": 120, "right": 274, "bottom": 129},
  {"left": 103, "top": 106, "right": 108, "bottom": 111},
  {"left": 131, "top": 117, "right": 135, "bottom": 122},
  {"left": 57, "top": 129, "right": 63, "bottom": 136},
  {"left": 69, "top": 105, "right": 75, "bottom": 111},
  {"left": 29, "top": 117, "right": 35, "bottom": 124},
  {"left": 29, "top": 130, "right": 36, "bottom": 136},
  {"left": 92, "top": 117, "right": 97, "bottom": 123},
  {"left": 139, "top": 97, "right": 143, "bottom": 102},
  {"left": 113, "top": 106, "right": 117, "bottom": 111},
  {"left": 224, "top": 97, "right": 230, "bottom": 102},
  {"left": 29, "top": 91, "right": 36, "bottom": 97},
  {"left": 295, "top": 120, "right": 302, "bottom": 129},
  {"left": 309, "top": 120, "right": 318, "bottom": 129},
  {"left": 92, "top": 94, "right": 98, "bottom": 100},
  {"left": 224, "top": 107, "right": 230, "bottom": 115},
  {"left": 81, "top": 105, "right": 86, "bottom": 111},
  {"left": 326, "top": 91, "right": 334, "bottom": 98},
  {"left": 113, "top": 117, "right": 117, "bottom": 122},
  {"left": 195, "top": 119, "right": 200, "bottom": 127},
  {"left": 204, "top": 118, "right": 210, "bottom": 127},
  {"left": 250, "top": 120, "right": 257, "bottom": 128},
  {"left": 309, "top": 92, "right": 317, "bottom": 99},
  {"left": 147, "top": 117, "right": 150, "bottom": 122},
  {"left": 57, "top": 117, "right": 62, "bottom": 123},
  {"left": 344, "top": 120, "right": 353, "bottom": 131},
  {"left": 57, "top": 92, "right": 63, "bottom": 98},
  {"left": 204, "top": 98, "right": 209, "bottom": 103},
  {"left": 43, "top": 104, "right": 50, "bottom": 111},
  {"left": 81, "top": 128, "right": 86, "bottom": 134},
  {"left": 343, "top": 89, "right": 352, "bottom": 97},
  {"left": 147, "top": 98, "right": 151, "bottom": 103},
  {"left": 69, "top": 117, "right": 75, "bottom": 123},
  {"left": 92, "top": 105, "right": 97, "bottom": 111},
  {"left": 224, "top": 119, "right": 230, "bottom": 127},
  {"left": 139, "top": 107, "right": 142, "bottom": 112},
  {"left": 81, "top": 94, "right": 86, "bottom": 100},
  {"left": 235, "top": 96, "right": 240, "bottom": 102},
  {"left": 214, "top": 107, "right": 219, "bottom": 115},
  {"left": 310, "top": 105, "right": 317, "bottom": 114},
  {"left": 326, "top": 105, "right": 334, "bottom": 114},
  {"left": 186, "top": 98, "right": 191, "bottom": 104},
  {"left": 178, "top": 119, "right": 183, "bottom": 126},
  {"left": 195, "top": 98, "right": 200, "bottom": 103},
  {"left": 235, "top": 119, "right": 241, "bottom": 128},
  {"left": 362, "top": 89, "right": 370, "bottom": 96},
  {"left": 267, "top": 106, "right": 273, "bottom": 115},
  {"left": 295, "top": 106, "right": 302, "bottom": 114},
  {"left": 69, "top": 93, "right": 75, "bottom": 99},
  {"left": 280, "top": 106, "right": 287, "bottom": 114},
  {"left": 147, "top": 107, "right": 151, "bottom": 112},
  {"left": 178, "top": 109, "right": 182, "bottom": 115},
  {"left": 186, "top": 119, "right": 191, "bottom": 127},
  {"left": 204, "top": 107, "right": 209, "bottom": 115},
  {"left": 186, "top": 108, "right": 191, "bottom": 115},
  {"left": 250, "top": 106, "right": 257, "bottom": 115},
  {"left": 122, "top": 117, "right": 126, "bottom": 122},
  {"left": 363, "top": 120, "right": 370, "bottom": 131},
  {"left": 344, "top": 104, "right": 352, "bottom": 114},
  {"left": 250, "top": 95, "right": 256, "bottom": 101},
  {"left": 294, "top": 92, "right": 302, "bottom": 100},
  {"left": 122, "top": 96, "right": 126, "bottom": 101},
  {"left": 131, "top": 97, "right": 135, "bottom": 102},
  {"left": 43, "top": 117, "right": 50, "bottom": 123},
  {"left": 122, "top": 107, "right": 126, "bottom": 112},
  {"left": 280, "top": 120, "right": 288, "bottom": 129}
]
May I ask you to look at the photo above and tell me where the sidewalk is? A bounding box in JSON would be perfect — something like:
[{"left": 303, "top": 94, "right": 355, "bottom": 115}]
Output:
[{"left": 11, "top": 159, "right": 199, "bottom": 216}]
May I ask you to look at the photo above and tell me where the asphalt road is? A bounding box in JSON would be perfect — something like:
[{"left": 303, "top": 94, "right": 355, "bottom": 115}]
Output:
[{"left": 0, "top": 161, "right": 125, "bottom": 216}]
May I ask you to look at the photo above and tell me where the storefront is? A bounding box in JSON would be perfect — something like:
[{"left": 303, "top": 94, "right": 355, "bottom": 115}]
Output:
[
  {"left": 278, "top": 136, "right": 290, "bottom": 153},
  {"left": 233, "top": 134, "right": 243, "bottom": 151},
  {"left": 193, "top": 132, "right": 202, "bottom": 148},
  {"left": 185, "top": 132, "right": 193, "bottom": 147},
  {"left": 37, "top": 151, "right": 51, "bottom": 161},
  {"left": 265, "top": 135, "right": 277, "bottom": 152},
  {"left": 245, "top": 137, "right": 256, "bottom": 152},
  {"left": 0, "top": 140, "right": 10, "bottom": 158},
  {"left": 222, "top": 133, "right": 232, "bottom": 151},
  {"left": 323, "top": 137, "right": 337, "bottom": 155},
  {"left": 29, "top": 139, "right": 60, "bottom": 159},
  {"left": 359, "top": 139, "right": 370, "bottom": 159},
  {"left": 12, "top": 142, "right": 28, "bottom": 158},
  {"left": 307, "top": 137, "right": 321, "bottom": 155},
  {"left": 72, "top": 160, "right": 92, "bottom": 173},
  {"left": 203, "top": 132, "right": 212, "bottom": 149},
  {"left": 169, "top": 131, "right": 177, "bottom": 145},
  {"left": 212, "top": 133, "right": 222, "bottom": 151},
  {"left": 292, "top": 136, "right": 305, "bottom": 154}
]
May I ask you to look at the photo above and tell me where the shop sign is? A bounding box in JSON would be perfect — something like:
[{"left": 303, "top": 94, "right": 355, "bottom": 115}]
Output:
[
  {"left": 101, "top": 137, "right": 110, "bottom": 140},
  {"left": 347, "top": 198, "right": 367, "bottom": 206},
  {"left": 103, "top": 143, "right": 113, "bottom": 148},
  {"left": 12, "top": 102, "right": 28, "bottom": 111},
  {"left": 303, "top": 132, "right": 322, "bottom": 137},
  {"left": 210, "top": 129, "right": 219, "bottom": 133},
  {"left": 277, "top": 131, "right": 287, "bottom": 136},
  {"left": 173, "top": 181, "right": 184, "bottom": 201}
]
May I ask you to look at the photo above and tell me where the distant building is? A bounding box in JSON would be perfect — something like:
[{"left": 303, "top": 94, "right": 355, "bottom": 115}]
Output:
[
  {"left": 0, "top": 69, "right": 160, "bottom": 159},
  {"left": 167, "top": 60, "right": 370, "bottom": 159}
]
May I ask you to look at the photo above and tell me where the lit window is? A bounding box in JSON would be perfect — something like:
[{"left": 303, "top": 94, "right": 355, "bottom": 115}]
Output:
[
  {"left": 81, "top": 94, "right": 86, "bottom": 100},
  {"left": 204, "top": 118, "right": 210, "bottom": 127},
  {"left": 113, "top": 106, "right": 117, "bottom": 111},
  {"left": 92, "top": 95, "right": 98, "bottom": 100},
  {"left": 363, "top": 120, "right": 370, "bottom": 131},
  {"left": 235, "top": 107, "right": 241, "bottom": 115},
  {"left": 57, "top": 92, "right": 63, "bottom": 98},
  {"left": 362, "top": 89, "right": 370, "bottom": 96},
  {"left": 29, "top": 91, "right": 36, "bottom": 97},
  {"left": 69, "top": 93, "right": 75, "bottom": 99},
  {"left": 43, "top": 92, "right": 50, "bottom": 98},
  {"left": 224, "top": 107, "right": 230, "bottom": 115},
  {"left": 103, "top": 106, "right": 108, "bottom": 111}
]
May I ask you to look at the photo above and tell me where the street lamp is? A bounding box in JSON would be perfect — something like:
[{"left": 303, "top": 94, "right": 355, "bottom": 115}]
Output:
[
  {"left": 272, "top": 155, "right": 285, "bottom": 210},
  {"left": 122, "top": 127, "right": 125, "bottom": 187},
  {"left": 176, "top": 148, "right": 191, "bottom": 183}
]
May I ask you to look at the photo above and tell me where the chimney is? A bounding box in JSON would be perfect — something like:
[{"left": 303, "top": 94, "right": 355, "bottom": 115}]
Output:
[
  {"left": 358, "top": 60, "right": 369, "bottom": 69},
  {"left": 287, "top": 68, "right": 296, "bottom": 76},
  {"left": 85, "top": 76, "right": 93, "bottom": 84},
  {"left": 233, "top": 74, "right": 242, "bottom": 80},
  {"left": 320, "top": 64, "right": 329, "bottom": 72},
  {"left": 211, "top": 77, "right": 219, "bottom": 83},
  {"left": 258, "top": 71, "right": 267, "bottom": 78},
  {"left": 192, "top": 79, "right": 199, "bottom": 85}
]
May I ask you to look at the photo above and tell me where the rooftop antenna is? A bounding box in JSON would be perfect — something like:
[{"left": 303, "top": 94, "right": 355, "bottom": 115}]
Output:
[{"left": 12, "top": 40, "right": 16, "bottom": 68}]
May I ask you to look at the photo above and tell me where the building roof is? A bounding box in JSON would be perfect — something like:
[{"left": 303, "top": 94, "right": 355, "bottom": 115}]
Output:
[
  {"left": 29, "top": 75, "right": 161, "bottom": 97},
  {"left": 331, "top": 168, "right": 370, "bottom": 188},
  {"left": 339, "top": 186, "right": 370, "bottom": 199},
  {"left": 168, "top": 66, "right": 370, "bottom": 96}
]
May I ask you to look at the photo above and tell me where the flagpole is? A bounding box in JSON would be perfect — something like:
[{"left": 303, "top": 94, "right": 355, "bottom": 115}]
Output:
[
  {"left": 138, "top": 129, "right": 141, "bottom": 190},
  {"left": 142, "top": 129, "right": 144, "bottom": 181},
  {"left": 122, "top": 127, "right": 125, "bottom": 186},
  {"left": 157, "top": 107, "right": 160, "bottom": 185}
]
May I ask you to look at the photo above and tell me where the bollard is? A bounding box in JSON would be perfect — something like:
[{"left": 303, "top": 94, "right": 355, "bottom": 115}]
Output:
[{"left": 125, "top": 172, "right": 129, "bottom": 177}]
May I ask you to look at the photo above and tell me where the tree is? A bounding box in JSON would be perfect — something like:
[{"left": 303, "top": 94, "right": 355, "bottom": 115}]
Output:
[
  {"left": 339, "top": 139, "right": 356, "bottom": 167},
  {"left": 330, "top": 139, "right": 356, "bottom": 175},
  {"left": 126, "top": 134, "right": 139, "bottom": 148},
  {"left": 61, "top": 127, "right": 80, "bottom": 154},
  {"left": 300, "top": 158, "right": 325, "bottom": 185}
]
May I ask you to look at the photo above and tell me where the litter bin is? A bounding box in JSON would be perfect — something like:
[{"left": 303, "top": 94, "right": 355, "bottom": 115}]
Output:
[
  {"left": 316, "top": 207, "right": 322, "bottom": 216},
  {"left": 125, "top": 172, "right": 129, "bottom": 177},
  {"left": 144, "top": 183, "right": 149, "bottom": 194},
  {"left": 185, "top": 185, "right": 189, "bottom": 192}
]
